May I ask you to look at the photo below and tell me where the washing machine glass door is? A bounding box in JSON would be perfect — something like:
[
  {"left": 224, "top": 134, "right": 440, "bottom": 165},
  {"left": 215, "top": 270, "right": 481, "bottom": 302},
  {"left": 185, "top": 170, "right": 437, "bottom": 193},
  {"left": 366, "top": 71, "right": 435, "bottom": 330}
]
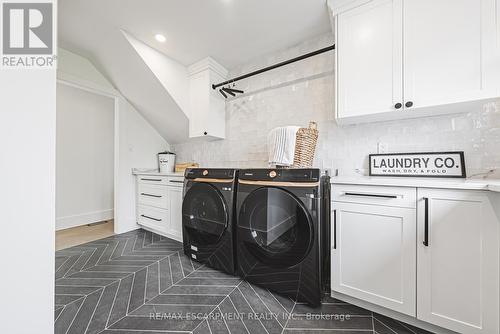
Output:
[
  {"left": 239, "top": 187, "right": 313, "bottom": 268},
  {"left": 182, "top": 183, "right": 228, "bottom": 244}
]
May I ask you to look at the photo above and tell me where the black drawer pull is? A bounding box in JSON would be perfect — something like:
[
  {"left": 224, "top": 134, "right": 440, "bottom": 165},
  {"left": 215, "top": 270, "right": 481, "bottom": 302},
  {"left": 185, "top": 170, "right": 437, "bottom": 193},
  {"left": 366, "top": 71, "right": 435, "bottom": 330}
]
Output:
[
  {"left": 333, "top": 209, "right": 337, "bottom": 250},
  {"left": 141, "top": 193, "right": 162, "bottom": 198},
  {"left": 169, "top": 180, "right": 184, "bottom": 184},
  {"left": 141, "top": 178, "right": 162, "bottom": 182},
  {"left": 141, "top": 214, "right": 162, "bottom": 222},
  {"left": 344, "top": 192, "right": 398, "bottom": 199},
  {"left": 423, "top": 197, "right": 429, "bottom": 246}
]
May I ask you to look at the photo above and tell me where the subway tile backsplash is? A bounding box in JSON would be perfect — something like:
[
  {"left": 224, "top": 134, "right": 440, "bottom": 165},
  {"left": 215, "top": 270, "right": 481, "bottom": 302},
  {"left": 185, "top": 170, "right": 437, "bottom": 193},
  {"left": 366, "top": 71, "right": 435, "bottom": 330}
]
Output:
[{"left": 172, "top": 33, "right": 500, "bottom": 178}]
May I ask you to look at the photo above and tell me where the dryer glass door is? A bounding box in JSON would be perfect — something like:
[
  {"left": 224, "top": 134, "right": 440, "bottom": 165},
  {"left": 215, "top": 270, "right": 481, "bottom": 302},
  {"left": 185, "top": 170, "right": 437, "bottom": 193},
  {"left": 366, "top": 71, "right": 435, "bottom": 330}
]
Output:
[
  {"left": 239, "top": 187, "right": 313, "bottom": 268},
  {"left": 182, "top": 183, "right": 228, "bottom": 244}
]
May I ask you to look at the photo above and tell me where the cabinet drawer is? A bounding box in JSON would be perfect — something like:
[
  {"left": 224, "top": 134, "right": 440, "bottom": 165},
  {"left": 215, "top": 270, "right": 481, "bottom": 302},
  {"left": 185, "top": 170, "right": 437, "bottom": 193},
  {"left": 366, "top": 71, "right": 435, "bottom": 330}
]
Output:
[
  {"left": 137, "top": 175, "right": 168, "bottom": 185},
  {"left": 167, "top": 176, "right": 184, "bottom": 188},
  {"left": 332, "top": 184, "right": 416, "bottom": 208},
  {"left": 137, "top": 205, "right": 169, "bottom": 232},
  {"left": 138, "top": 184, "right": 168, "bottom": 209}
]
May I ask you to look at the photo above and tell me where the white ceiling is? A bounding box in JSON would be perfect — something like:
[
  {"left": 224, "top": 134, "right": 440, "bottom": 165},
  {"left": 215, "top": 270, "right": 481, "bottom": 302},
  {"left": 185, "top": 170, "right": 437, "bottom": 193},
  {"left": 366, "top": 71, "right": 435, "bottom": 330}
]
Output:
[{"left": 59, "top": 0, "right": 332, "bottom": 69}]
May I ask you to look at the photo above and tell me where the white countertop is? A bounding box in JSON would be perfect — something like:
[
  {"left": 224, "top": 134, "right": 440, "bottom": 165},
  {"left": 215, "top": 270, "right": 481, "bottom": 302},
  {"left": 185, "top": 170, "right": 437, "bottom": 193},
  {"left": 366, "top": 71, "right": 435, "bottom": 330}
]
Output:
[
  {"left": 132, "top": 168, "right": 184, "bottom": 177},
  {"left": 331, "top": 175, "right": 500, "bottom": 192}
]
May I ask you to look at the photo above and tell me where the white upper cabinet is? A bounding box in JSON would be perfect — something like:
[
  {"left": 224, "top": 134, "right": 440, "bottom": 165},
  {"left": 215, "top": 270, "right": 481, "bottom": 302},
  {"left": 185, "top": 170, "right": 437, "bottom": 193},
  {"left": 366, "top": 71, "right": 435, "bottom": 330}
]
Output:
[
  {"left": 188, "top": 57, "right": 228, "bottom": 140},
  {"left": 404, "top": 0, "right": 500, "bottom": 111},
  {"left": 336, "top": 0, "right": 403, "bottom": 119},
  {"left": 330, "top": 0, "right": 500, "bottom": 124}
]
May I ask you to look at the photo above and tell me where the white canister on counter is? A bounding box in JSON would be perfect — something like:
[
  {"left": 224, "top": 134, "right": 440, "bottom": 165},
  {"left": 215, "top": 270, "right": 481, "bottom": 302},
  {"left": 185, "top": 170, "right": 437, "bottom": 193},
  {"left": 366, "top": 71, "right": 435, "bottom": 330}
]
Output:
[{"left": 158, "top": 151, "right": 176, "bottom": 173}]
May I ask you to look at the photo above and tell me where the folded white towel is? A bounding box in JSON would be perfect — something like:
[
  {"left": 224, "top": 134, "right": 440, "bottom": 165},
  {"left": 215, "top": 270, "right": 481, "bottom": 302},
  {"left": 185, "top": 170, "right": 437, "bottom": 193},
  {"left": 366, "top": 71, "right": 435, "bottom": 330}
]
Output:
[{"left": 268, "top": 126, "right": 300, "bottom": 167}]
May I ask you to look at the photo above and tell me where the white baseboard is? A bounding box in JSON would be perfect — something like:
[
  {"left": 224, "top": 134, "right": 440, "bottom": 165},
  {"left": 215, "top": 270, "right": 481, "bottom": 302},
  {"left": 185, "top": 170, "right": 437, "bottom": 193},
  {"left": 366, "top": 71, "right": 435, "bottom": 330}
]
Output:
[{"left": 56, "top": 209, "right": 114, "bottom": 231}]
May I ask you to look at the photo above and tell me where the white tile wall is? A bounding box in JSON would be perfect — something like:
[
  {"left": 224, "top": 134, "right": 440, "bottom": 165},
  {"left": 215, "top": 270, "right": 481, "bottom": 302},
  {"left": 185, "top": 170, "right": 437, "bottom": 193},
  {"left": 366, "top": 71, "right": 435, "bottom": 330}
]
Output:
[{"left": 173, "top": 33, "right": 500, "bottom": 178}]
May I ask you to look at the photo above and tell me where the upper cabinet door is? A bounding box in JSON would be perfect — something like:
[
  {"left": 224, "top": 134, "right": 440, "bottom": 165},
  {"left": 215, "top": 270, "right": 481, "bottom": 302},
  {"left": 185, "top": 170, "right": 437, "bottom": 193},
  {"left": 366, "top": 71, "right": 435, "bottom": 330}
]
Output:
[
  {"left": 336, "top": 0, "right": 403, "bottom": 119},
  {"left": 404, "top": 0, "right": 500, "bottom": 110}
]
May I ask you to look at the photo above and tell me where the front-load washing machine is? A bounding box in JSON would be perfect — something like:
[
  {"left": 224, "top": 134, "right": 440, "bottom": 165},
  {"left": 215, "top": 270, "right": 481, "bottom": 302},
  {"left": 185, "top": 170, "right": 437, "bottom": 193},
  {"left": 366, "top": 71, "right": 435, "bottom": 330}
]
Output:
[
  {"left": 236, "top": 168, "right": 328, "bottom": 306},
  {"left": 182, "top": 168, "right": 238, "bottom": 275}
]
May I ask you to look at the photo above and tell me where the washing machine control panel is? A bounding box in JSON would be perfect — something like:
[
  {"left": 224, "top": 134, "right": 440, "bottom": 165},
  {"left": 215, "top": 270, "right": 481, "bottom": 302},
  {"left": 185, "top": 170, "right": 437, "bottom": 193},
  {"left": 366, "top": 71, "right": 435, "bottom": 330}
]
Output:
[{"left": 239, "top": 169, "right": 320, "bottom": 182}]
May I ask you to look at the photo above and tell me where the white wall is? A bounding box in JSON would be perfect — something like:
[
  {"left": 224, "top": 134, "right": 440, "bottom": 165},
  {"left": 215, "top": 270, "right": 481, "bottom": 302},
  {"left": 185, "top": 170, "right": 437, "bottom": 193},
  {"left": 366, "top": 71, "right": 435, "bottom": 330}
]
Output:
[
  {"left": 0, "top": 52, "right": 56, "bottom": 334},
  {"left": 114, "top": 98, "right": 169, "bottom": 234},
  {"left": 57, "top": 48, "right": 170, "bottom": 234},
  {"left": 172, "top": 33, "right": 500, "bottom": 178},
  {"left": 56, "top": 83, "right": 115, "bottom": 230}
]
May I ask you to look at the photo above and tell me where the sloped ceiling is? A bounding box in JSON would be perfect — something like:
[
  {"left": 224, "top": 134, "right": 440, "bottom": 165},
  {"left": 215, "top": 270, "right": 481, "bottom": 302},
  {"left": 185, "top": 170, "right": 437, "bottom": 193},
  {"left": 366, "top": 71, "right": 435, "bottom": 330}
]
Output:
[{"left": 58, "top": 0, "right": 332, "bottom": 143}]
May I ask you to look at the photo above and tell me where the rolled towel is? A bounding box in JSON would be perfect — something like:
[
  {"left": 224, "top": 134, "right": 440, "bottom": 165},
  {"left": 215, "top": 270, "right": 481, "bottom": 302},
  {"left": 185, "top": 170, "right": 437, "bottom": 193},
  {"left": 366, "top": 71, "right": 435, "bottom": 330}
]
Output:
[{"left": 268, "top": 126, "right": 300, "bottom": 167}]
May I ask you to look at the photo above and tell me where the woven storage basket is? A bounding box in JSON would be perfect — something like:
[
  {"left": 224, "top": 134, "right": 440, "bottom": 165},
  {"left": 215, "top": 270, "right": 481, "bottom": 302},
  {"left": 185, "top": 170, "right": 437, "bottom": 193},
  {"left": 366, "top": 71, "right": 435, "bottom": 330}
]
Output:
[{"left": 292, "top": 121, "right": 319, "bottom": 168}]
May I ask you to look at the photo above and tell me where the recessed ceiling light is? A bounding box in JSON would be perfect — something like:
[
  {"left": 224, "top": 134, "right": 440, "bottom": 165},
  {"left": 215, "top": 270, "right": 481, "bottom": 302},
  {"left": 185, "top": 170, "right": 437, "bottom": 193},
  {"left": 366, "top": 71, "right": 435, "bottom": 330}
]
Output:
[{"left": 155, "top": 34, "right": 166, "bottom": 43}]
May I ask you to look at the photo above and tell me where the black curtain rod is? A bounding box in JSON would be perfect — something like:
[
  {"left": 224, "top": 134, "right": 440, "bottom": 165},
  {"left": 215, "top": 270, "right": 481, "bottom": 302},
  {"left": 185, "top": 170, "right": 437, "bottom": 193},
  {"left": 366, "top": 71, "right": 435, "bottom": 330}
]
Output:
[{"left": 212, "top": 44, "right": 335, "bottom": 90}]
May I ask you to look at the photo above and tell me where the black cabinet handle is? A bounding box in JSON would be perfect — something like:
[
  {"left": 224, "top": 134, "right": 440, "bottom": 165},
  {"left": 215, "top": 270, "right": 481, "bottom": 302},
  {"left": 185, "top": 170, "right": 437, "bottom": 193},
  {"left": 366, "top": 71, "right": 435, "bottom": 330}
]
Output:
[
  {"left": 405, "top": 101, "right": 414, "bottom": 108},
  {"left": 203, "top": 131, "right": 208, "bottom": 135},
  {"left": 395, "top": 103, "right": 402, "bottom": 109},
  {"left": 423, "top": 197, "right": 429, "bottom": 246},
  {"left": 169, "top": 180, "right": 184, "bottom": 184},
  {"left": 141, "top": 214, "right": 162, "bottom": 222},
  {"left": 141, "top": 178, "right": 162, "bottom": 182},
  {"left": 333, "top": 209, "right": 337, "bottom": 250},
  {"left": 344, "top": 192, "right": 398, "bottom": 199},
  {"left": 140, "top": 193, "right": 162, "bottom": 198}
]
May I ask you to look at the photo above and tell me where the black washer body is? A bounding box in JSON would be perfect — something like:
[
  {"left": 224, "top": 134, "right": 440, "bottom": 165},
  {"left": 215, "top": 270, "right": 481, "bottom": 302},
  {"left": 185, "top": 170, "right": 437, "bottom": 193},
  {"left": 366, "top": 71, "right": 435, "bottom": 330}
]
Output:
[
  {"left": 236, "top": 168, "right": 326, "bottom": 306},
  {"left": 182, "top": 168, "right": 238, "bottom": 275}
]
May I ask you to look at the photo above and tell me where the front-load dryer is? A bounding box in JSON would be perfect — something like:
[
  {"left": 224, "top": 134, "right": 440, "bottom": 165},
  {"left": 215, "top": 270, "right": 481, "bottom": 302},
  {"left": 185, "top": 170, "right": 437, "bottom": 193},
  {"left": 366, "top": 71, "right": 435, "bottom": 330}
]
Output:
[
  {"left": 182, "top": 168, "right": 238, "bottom": 275},
  {"left": 236, "top": 168, "right": 327, "bottom": 306}
]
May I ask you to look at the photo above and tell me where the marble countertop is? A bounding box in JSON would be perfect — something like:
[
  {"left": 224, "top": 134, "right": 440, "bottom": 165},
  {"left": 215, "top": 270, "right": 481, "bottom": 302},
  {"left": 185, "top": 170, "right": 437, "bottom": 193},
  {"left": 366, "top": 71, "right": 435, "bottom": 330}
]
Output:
[
  {"left": 331, "top": 175, "right": 500, "bottom": 192},
  {"left": 132, "top": 168, "right": 184, "bottom": 177}
]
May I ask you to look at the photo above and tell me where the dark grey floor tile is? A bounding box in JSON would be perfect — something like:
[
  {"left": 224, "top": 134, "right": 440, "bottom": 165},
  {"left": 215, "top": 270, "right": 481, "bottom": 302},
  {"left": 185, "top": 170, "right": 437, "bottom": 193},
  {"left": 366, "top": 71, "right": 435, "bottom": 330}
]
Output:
[
  {"left": 54, "top": 297, "right": 84, "bottom": 334},
  {"left": 374, "top": 313, "right": 432, "bottom": 334},
  {"left": 100, "top": 330, "right": 180, "bottom": 334},
  {"left": 207, "top": 307, "right": 230, "bottom": 334},
  {"left": 284, "top": 330, "right": 374, "bottom": 334},
  {"left": 66, "top": 288, "right": 102, "bottom": 334},
  {"left": 130, "top": 249, "right": 176, "bottom": 255},
  {"left": 187, "top": 270, "right": 237, "bottom": 279},
  {"left": 128, "top": 267, "right": 147, "bottom": 312},
  {"left": 118, "top": 255, "right": 166, "bottom": 261},
  {"left": 270, "top": 291, "right": 296, "bottom": 313},
  {"left": 179, "top": 254, "right": 195, "bottom": 276},
  {"left": 110, "top": 238, "right": 128, "bottom": 259},
  {"left": 286, "top": 314, "right": 373, "bottom": 331},
  {"left": 146, "top": 262, "right": 160, "bottom": 302},
  {"left": 129, "top": 304, "right": 215, "bottom": 317},
  {"left": 159, "top": 257, "right": 173, "bottom": 292},
  {"left": 107, "top": 274, "right": 134, "bottom": 325},
  {"left": 294, "top": 302, "right": 372, "bottom": 316},
  {"left": 55, "top": 277, "right": 117, "bottom": 287},
  {"left": 86, "top": 280, "right": 120, "bottom": 334},
  {"left": 55, "top": 256, "right": 68, "bottom": 271},
  {"left": 98, "top": 259, "right": 156, "bottom": 266},
  {"left": 192, "top": 319, "right": 211, "bottom": 334},
  {"left": 55, "top": 294, "right": 85, "bottom": 305},
  {"left": 169, "top": 253, "right": 185, "bottom": 284},
  {"left": 218, "top": 296, "right": 248, "bottom": 334},
  {"left": 55, "top": 254, "right": 81, "bottom": 279},
  {"left": 55, "top": 285, "right": 100, "bottom": 296},
  {"left": 147, "top": 294, "right": 225, "bottom": 306},
  {"left": 238, "top": 282, "right": 283, "bottom": 334},
  {"left": 109, "top": 315, "right": 202, "bottom": 331},
  {"left": 84, "top": 264, "right": 143, "bottom": 272},
  {"left": 82, "top": 246, "right": 106, "bottom": 270},
  {"left": 162, "top": 285, "right": 235, "bottom": 296},
  {"left": 177, "top": 277, "right": 240, "bottom": 286},
  {"left": 68, "top": 271, "right": 130, "bottom": 279},
  {"left": 250, "top": 284, "right": 290, "bottom": 327},
  {"left": 97, "top": 240, "right": 119, "bottom": 264},
  {"left": 54, "top": 306, "right": 64, "bottom": 320},
  {"left": 229, "top": 289, "right": 269, "bottom": 334}
]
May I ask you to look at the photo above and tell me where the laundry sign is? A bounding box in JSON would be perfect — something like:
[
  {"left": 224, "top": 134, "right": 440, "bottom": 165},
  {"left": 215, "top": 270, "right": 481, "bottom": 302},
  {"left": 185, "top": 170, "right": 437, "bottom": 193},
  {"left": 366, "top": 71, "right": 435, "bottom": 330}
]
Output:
[{"left": 369, "top": 152, "right": 466, "bottom": 178}]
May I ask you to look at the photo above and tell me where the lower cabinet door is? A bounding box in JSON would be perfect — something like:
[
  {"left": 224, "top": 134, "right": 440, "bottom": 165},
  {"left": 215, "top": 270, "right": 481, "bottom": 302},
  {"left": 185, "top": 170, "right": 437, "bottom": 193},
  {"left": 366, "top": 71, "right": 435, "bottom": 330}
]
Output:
[
  {"left": 137, "top": 205, "right": 169, "bottom": 233},
  {"left": 168, "top": 186, "right": 183, "bottom": 240},
  {"left": 331, "top": 201, "right": 416, "bottom": 316},
  {"left": 417, "top": 189, "right": 499, "bottom": 334}
]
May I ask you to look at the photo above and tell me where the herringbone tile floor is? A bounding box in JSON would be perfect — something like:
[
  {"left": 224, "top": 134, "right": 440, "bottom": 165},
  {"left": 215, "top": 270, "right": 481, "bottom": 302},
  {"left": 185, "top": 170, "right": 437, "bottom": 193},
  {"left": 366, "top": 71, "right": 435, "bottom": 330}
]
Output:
[{"left": 54, "top": 229, "right": 434, "bottom": 334}]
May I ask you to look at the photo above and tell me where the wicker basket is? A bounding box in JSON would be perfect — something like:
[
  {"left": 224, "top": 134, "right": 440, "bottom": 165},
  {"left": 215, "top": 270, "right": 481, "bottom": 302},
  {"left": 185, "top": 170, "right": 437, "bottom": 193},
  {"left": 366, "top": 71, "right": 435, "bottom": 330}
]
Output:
[{"left": 292, "top": 121, "right": 319, "bottom": 168}]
